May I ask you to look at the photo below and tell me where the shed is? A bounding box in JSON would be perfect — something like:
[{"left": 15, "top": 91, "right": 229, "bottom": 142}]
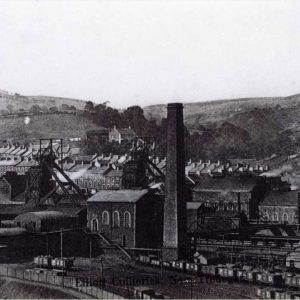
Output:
[{"left": 13, "top": 211, "right": 77, "bottom": 232}]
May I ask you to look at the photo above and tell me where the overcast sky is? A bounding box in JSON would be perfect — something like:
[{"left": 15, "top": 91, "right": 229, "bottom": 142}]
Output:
[{"left": 0, "top": 0, "right": 299, "bottom": 108}]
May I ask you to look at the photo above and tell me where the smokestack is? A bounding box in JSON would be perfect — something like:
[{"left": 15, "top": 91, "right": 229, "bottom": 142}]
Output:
[{"left": 162, "top": 103, "right": 187, "bottom": 261}]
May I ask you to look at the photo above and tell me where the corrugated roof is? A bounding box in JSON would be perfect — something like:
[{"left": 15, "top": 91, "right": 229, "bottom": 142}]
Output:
[
  {"left": 194, "top": 176, "right": 257, "bottom": 192},
  {"left": 260, "top": 191, "right": 299, "bottom": 207},
  {"left": 88, "top": 189, "right": 149, "bottom": 203}
]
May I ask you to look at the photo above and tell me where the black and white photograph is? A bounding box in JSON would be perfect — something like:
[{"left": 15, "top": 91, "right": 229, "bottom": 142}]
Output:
[{"left": 0, "top": 0, "right": 300, "bottom": 298}]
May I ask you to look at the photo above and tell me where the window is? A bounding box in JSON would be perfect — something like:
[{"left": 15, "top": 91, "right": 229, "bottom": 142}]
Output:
[
  {"left": 91, "top": 218, "right": 98, "bottom": 231},
  {"left": 273, "top": 212, "right": 279, "bottom": 222},
  {"left": 223, "top": 202, "right": 228, "bottom": 211},
  {"left": 282, "top": 213, "right": 288, "bottom": 223},
  {"left": 102, "top": 211, "right": 109, "bottom": 225},
  {"left": 113, "top": 211, "right": 120, "bottom": 227},
  {"left": 263, "top": 211, "right": 269, "bottom": 221},
  {"left": 124, "top": 211, "right": 131, "bottom": 228}
]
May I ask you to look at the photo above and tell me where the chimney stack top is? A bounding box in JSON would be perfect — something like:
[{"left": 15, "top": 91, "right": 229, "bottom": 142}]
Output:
[{"left": 167, "top": 103, "right": 183, "bottom": 109}]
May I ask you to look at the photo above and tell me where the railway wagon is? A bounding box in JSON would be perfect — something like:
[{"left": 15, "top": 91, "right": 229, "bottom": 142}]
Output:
[
  {"left": 243, "top": 270, "right": 260, "bottom": 283},
  {"left": 150, "top": 258, "right": 161, "bottom": 268},
  {"left": 174, "top": 261, "right": 186, "bottom": 272},
  {"left": 162, "top": 261, "right": 171, "bottom": 269},
  {"left": 34, "top": 255, "right": 52, "bottom": 269},
  {"left": 227, "top": 267, "right": 241, "bottom": 281},
  {"left": 207, "top": 265, "right": 219, "bottom": 277},
  {"left": 185, "top": 262, "right": 201, "bottom": 275},
  {"left": 139, "top": 255, "right": 151, "bottom": 264},
  {"left": 261, "top": 287, "right": 277, "bottom": 299},
  {"left": 274, "top": 289, "right": 286, "bottom": 299},
  {"left": 217, "top": 265, "right": 228, "bottom": 278},
  {"left": 267, "top": 273, "right": 283, "bottom": 286},
  {"left": 51, "top": 258, "right": 74, "bottom": 270}
]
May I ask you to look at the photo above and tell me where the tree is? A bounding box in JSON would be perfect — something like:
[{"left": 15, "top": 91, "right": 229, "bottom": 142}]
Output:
[
  {"left": 49, "top": 106, "right": 58, "bottom": 113},
  {"left": 30, "top": 104, "right": 42, "bottom": 113},
  {"left": 122, "top": 106, "right": 147, "bottom": 135},
  {"left": 7, "top": 104, "right": 13, "bottom": 113},
  {"left": 84, "top": 101, "right": 94, "bottom": 113}
]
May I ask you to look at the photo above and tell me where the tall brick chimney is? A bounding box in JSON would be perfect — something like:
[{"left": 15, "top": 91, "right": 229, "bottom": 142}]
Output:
[{"left": 162, "top": 103, "right": 187, "bottom": 261}]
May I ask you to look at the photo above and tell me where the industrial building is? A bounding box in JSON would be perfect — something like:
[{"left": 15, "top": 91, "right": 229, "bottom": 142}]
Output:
[
  {"left": 87, "top": 189, "right": 163, "bottom": 248},
  {"left": 13, "top": 211, "right": 78, "bottom": 232}
]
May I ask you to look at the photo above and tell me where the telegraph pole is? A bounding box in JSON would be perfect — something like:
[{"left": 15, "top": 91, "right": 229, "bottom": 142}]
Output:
[
  {"left": 61, "top": 228, "right": 64, "bottom": 287},
  {"left": 89, "top": 237, "right": 92, "bottom": 275}
]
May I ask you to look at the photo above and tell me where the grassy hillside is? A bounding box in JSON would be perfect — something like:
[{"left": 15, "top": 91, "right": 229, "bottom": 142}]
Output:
[
  {"left": 0, "top": 93, "right": 86, "bottom": 112},
  {"left": 0, "top": 113, "right": 98, "bottom": 142},
  {"left": 144, "top": 94, "right": 300, "bottom": 160}
]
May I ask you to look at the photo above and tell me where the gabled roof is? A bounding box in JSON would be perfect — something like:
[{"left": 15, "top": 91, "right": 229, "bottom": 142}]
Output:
[
  {"left": 88, "top": 189, "right": 149, "bottom": 203},
  {"left": 105, "top": 169, "right": 123, "bottom": 177},
  {"left": 86, "top": 166, "right": 109, "bottom": 175},
  {"left": 260, "top": 191, "right": 298, "bottom": 207},
  {"left": 15, "top": 159, "right": 38, "bottom": 167},
  {"left": 194, "top": 176, "right": 257, "bottom": 192},
  {"left": 112, "top": 127, "right": 136, "bottom": 136}
]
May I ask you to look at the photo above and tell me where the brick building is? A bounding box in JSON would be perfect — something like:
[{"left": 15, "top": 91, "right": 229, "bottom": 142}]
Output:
[
  {"left": 259, "top": 190, "right": 299, "bottom": 224},
  {"left": 86, "top": 128, "right": 110, "bottom": 148},
  {"left": 109, "top": 126, "right": 136, "bottom": 144},
  {"left": 0, "top": 172, "right": 27, "bottom": 203},
  {"left": 87, "top": 189, "right": 163, "bottom": 248},
  {"left": 192, "top": 176, "right": 266, "bottom": 219}
]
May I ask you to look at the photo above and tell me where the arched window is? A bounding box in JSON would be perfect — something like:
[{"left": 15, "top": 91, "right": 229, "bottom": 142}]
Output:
[
  {"left": 91, "top": 218, "right": 98, "bottom": 232},
  {"left": 273, "top": 212, "right": 279, "bottom": 222},
  {"left": 113, "top": 211, "right": 120, "bottom": 227},
  {"left": 263, "top": 211, "right": 269, "bottom": 221},
  {"left": 124, "top": 211, "right": 131, "bottom": 228},
  {"left": 282, "top": 213, "right": 288, "bottom": 223},
  {"left": 102, "top": 211, "right": 109, "bottom": 225},
  {"left": 223, "top": 202, "right": 228, "bottom": 211}
]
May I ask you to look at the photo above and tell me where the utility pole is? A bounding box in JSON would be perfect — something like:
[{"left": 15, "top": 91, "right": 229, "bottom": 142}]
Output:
[
  {"left": 100, "top": 256, "right": 104, "bottom": 282},
  {"left": 89, "top": 237, "right": 92, "bottom": 275},
  {"left": 46, "top": 233, "right": 49, "bottom": 254},
  {"left": 61, "top": 228, "right": 64, "bottom": 288}
]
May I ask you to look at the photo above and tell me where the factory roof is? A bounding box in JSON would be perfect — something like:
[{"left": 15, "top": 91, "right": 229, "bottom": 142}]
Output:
[
  {"left": 88, "top": 189, "right": 149, "bottom": 203},
  {"left": 259, "top": 190, "right": 299, "bottom": 207},
  {"left": 194, "top": 176, "right": 257, "bottom": 192}
]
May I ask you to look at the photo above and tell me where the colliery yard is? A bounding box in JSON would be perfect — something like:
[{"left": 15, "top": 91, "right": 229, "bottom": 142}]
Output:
[{"left": 1, "top": 103, "right": 300, "bottom": 298}]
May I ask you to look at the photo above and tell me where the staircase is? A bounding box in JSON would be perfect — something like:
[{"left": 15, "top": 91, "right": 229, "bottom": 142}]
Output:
[{"left": 82, "top": 229, "right": 133, "bottom": 259}]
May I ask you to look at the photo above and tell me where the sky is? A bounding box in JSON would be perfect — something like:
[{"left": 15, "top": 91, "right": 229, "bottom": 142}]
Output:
[{"left": 0, "top": 0, "right": 300, "bottom": 108}]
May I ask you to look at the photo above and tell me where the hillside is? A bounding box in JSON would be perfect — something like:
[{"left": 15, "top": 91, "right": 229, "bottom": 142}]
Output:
[
  {"left": 144, "top": 94, "right": 300, "bottom": 160},
  {"left": 0, "top": 92, "right": 86, "bottom": 112},
  {"left": 0, "top": 113, "right": 98, "bottom": 142}
]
